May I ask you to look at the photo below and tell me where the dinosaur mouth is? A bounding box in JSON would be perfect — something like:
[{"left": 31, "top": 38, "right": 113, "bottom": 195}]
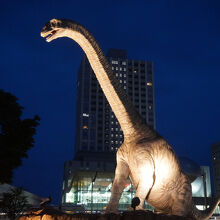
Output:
[{"left": 41, "top": 30, "right": 57, "bottom": 41}]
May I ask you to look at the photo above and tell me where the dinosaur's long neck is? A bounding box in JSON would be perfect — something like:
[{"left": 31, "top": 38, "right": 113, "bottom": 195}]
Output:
[{"left": 63, "top": 21, "right": 154, "bottom": 139}]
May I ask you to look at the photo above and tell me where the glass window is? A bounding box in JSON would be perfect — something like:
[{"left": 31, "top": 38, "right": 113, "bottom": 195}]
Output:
[
  {"left": 112, "top": 60, "right": 118, "bottom": 64},
  {"left": 122, "top": 61, "right": 126, "bottom": 65}
]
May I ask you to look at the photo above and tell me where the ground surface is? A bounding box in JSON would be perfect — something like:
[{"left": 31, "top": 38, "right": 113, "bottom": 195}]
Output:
[{"left": 19, "top": 207, "right": 193, "bottom": 220}]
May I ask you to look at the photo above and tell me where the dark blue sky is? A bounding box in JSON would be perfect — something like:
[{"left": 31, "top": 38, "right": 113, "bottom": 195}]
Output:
[{"left": 1, "top": 0, "right": 220, "bottom": 204}]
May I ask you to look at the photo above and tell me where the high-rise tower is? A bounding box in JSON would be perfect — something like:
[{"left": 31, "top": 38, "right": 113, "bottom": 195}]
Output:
[{"left": 74, "top": 49, "right": 155, "bottom": 161}]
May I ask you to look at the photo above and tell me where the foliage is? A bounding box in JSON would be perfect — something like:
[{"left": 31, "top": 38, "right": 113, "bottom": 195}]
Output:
[
  {"left": 0, "top": 187, "right": 31, "bottom": 220},
  {"left": 0, "top": 89, "right": 40, "bottom": 183}
]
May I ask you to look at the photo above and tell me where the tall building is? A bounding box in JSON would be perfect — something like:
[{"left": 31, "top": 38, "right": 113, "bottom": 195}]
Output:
[
  {"left": 61, "top": 49, "right": 155, "bottom": 211},
  {"left": 211, "top": 142, "right": 220, "bottom": 196},
  {"left": 74, "top": 49, "right": 155, "bottom": 160}
]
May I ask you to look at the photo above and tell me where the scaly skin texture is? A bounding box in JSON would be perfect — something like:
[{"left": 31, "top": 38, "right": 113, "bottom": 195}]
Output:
[{"left": 41, "top": 19, "right": 220, "bottom": 220}]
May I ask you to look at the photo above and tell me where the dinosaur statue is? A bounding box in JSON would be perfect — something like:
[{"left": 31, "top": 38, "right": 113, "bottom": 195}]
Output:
[{"left": 41, "top": 19, "right": 220, "bottom": 219}]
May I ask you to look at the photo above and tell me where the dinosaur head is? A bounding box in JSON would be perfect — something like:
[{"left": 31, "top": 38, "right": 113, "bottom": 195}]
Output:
[{"left": 41, "top": 19, "right": 67, "bottom": 42}]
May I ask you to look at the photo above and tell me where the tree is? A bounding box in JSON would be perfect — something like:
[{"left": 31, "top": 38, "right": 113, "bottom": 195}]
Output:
[
  {"left": 0, "top": 89, "right": 40, "bottom": 183},
  {"left": 0, "top": 187, "right": 31, "bottom": 220}
]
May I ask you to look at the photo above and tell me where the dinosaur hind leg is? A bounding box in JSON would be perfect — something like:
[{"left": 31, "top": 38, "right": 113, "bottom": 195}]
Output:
[{"left": 171, "top": 175, "right": 192, "bottom": 216}]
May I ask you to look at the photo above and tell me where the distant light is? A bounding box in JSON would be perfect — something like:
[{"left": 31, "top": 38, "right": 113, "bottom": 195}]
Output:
[
  {"left": 66, "top": 191, "right": 74, "bottom": 203},
  {"left": 122, "top": 61, "right": 126, "bottom": 65},
  {"left": 83, "top": 125, "right": 88, "bottom": 129},
  {"left": 83, "top": 113, "right": 89, "bottom": 117},
  {"left": 147, "top": 82, "right": 152, "bottom": 86},
  {"left": 112, "top": 60, "right": 118, "bottom": 64}
]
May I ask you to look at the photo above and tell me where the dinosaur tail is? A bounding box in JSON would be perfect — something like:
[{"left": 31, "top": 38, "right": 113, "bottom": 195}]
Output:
[{"left": 190, "top": 197, "right": 220, "bottom": 220}]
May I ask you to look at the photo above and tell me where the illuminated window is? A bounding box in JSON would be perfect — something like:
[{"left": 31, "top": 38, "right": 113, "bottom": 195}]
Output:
[
  {"left": 148, "top": 105, "right": 152, "bottom": 110},
  {"left": 116, "top": 67, "right": 118, "bottom": 70},
  {"left": 120, "top": 80, "right": 122, "bottom": 83},
  {"left": 124, "top": 68, "right": 126, "bottom": 71},
  {"left": 122, "top": 61, "right": 126, "bottom": 65},
  {"left": 116, "top": 73, "right": 118, "bottom": 77},
  {"left": 147, "top": 82, "right": 152, "bottom": 86},
  {"left": 120, "top": 74, "right": 122, "bottom": 77},
  {"left": 83, "top": 125, "right": 88, "bottom": 129},
  {"left": 133, "top": 70, "right": 137, "bottom": 73},
  {"left": 112, "top": 67, "right": 114, "bottom": 70},
  {"left": 120, "top": 67, "right": 122, "bottom": 71},
  {"left": 112, "top": 60, "right": 118, "bottom": 64},
  {"left": 83, "top": 113, "right": 89, "bottom": 117},
  {"left": 124, "top": 74, "right": 126, "bottom": 77}
]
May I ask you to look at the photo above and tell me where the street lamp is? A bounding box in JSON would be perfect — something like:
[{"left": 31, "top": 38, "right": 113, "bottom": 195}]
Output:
[
  {"left": 202, "top": 171, "right": 207, "bottom": 209},
  {"left": 91, "top": 171, "right": 98, "bottom": 212}
]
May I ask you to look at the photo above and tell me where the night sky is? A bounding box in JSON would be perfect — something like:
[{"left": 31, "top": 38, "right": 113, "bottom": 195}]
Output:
[{"left": 1, "top": 0, "right": 220, "bottom": 205}]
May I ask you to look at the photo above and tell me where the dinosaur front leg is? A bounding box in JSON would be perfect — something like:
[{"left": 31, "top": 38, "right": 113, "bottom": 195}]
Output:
[
  {"left": 133, "top": 163, "right": 155, "bottom": 210},
  {"left": 105, "top": 160, "right": 129, "bottom": 213}
]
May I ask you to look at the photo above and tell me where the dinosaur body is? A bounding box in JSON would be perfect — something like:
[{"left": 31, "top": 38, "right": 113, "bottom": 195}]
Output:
[
  {"left": 110, "top": 135, "right": 192, "bottom": 216},
  {"left": 41, "top": 19, "right": 220, "bottom": 219}
]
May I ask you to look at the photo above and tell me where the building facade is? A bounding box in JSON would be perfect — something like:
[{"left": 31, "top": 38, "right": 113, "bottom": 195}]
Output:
[
  {"left": 74, "top": 49, "right": 155, "bottom": 159},
  {"left": 211, "top": 142, "right": 220, "bottom": 196}
]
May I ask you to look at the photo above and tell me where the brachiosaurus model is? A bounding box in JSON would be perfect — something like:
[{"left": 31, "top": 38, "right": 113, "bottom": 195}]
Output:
[{"left": 41, "top": 19, "right": 219, "bottom": 219}]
